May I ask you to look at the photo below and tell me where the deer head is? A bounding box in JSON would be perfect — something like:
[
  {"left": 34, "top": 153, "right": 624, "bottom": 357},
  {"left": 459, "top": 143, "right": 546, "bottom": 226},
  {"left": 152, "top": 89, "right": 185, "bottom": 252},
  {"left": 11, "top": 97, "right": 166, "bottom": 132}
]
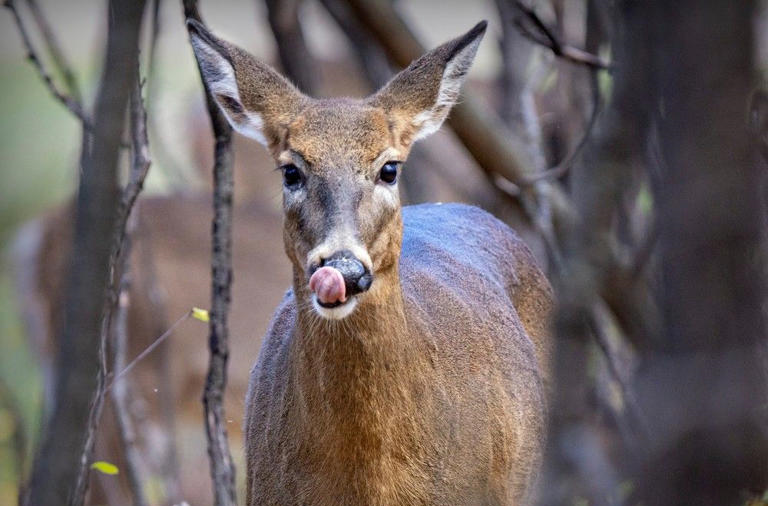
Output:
[{"left": 188, "top": 19, "right": 486, "bottom": 320}]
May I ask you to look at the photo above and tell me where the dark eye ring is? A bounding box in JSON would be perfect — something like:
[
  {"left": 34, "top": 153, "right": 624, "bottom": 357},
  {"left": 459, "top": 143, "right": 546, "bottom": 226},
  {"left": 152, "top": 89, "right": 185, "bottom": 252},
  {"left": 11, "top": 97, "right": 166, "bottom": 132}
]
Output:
[
  {"left": 281, "top": 163, "right": 302, "bottom": 188},
  {"left": 379, "top": 161, "right": 399, "bottom": 184}
]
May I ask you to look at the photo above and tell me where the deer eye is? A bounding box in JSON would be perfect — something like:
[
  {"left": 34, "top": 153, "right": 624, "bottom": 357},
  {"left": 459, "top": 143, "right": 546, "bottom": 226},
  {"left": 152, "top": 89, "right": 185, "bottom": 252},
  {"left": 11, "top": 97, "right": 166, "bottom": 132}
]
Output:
[
  {"left": 281, "top": 164, "right": 302, "bottom": 188},
  {"left": 378, "top": 161, "right": 399, "bottom": 184}
]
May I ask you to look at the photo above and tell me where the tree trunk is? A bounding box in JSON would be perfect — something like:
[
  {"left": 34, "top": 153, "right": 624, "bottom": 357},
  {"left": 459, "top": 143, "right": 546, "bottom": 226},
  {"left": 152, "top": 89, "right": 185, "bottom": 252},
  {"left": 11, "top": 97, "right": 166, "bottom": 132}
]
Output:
[
  {"left": 637, "top": 1, "right": 768, "bottom": 504},
  {"left": 24, "top": 1, "right": 146, "bottom": 504}
]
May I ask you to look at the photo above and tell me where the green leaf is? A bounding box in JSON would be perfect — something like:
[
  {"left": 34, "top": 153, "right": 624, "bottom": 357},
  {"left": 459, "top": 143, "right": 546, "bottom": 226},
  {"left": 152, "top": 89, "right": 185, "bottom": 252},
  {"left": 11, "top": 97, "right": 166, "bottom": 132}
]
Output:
[{"left": 91, "top": 461, "right": 119, "bottom": 475}]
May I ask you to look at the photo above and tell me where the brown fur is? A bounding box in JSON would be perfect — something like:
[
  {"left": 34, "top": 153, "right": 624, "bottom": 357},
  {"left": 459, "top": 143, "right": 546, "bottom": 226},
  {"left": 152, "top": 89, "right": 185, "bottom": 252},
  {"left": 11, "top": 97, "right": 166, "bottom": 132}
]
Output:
[{"left": 188, "top": 20, "right": 553, "bottom": 505}]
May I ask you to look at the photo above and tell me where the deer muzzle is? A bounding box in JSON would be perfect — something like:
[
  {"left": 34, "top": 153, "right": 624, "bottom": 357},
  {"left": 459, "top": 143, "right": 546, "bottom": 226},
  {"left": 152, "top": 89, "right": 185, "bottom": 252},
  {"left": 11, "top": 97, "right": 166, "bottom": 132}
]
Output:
[{"left": 309, "top": 250, "right": 373, "bottom": 308}]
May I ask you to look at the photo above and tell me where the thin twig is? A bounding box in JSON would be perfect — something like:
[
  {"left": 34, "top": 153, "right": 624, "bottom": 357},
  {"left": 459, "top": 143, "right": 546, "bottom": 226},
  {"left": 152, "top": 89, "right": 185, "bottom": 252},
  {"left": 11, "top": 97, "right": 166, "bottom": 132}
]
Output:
[
  {"left": 589, "top": 302, "right": 650, "bottom": 443},
  {"left": 265, "top": 0, "right": 320, "bottom": 94},
  {"left": 25, "top": 0, "right": 82, "bottom": 102},
  {"left": 70, "top": 48, "right": 150, "bottom": 506},
  {"left": 110, "top": 219, "right": 149, "bottom": 506},
  {"left": 518, "top": 64, "right": 604, "bottom": 186},
  {"left": 4, "top": 0, "right": 92, "bottom": 128},
  {"left": 182, "top": 2, "right": 238, "bottom": 505},
  {"left": 106, "top": 311, "right": 191, "bottom": 391},
  {"left": 136, "top": 218, "right": 185, "bottom": 503},
  {"left": 512, "top": 0, "right": 611, "bottom": 70}
]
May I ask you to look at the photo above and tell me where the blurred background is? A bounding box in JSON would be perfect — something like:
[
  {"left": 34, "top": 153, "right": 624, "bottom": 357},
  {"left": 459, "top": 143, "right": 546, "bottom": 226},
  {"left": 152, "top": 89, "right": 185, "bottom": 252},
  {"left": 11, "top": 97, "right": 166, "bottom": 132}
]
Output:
[{"left": 2, "top": 0, "right": 768, "bottom": 505}]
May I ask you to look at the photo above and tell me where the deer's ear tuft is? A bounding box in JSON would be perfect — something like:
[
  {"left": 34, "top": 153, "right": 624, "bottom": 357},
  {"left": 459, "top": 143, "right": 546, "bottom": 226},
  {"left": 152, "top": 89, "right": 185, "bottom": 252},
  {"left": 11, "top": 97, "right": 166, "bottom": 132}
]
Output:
[{"left": 369, "top": 21, "right": 487, "bottom": 144}]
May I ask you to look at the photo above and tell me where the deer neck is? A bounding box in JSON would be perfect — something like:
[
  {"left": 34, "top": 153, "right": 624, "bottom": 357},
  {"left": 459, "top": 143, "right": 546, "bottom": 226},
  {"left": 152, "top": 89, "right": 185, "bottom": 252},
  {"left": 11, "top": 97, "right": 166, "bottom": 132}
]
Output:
[{"left": 290, "top": 261, "right": 420, "bottom": 419}]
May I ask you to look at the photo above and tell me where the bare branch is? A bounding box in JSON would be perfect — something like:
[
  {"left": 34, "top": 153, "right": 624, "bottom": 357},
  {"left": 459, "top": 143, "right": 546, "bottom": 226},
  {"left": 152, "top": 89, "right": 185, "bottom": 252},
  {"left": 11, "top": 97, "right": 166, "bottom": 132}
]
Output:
[
  {"left": 264, "top": 0, "right": 320, "bottom": 94},
  {"left": 25, "top": 0, "right": 82, "bottom": 101},
  {"left": 106, "top": 310, "right": 191, "bottom": 389},
  {"left": 518, "top": 73, "right": 603, "bottom": 186},
  {"left": 319, "top": 0, "right": 392, "bottom": 90},
  {"left": 4, "top": 0, "right": 91, "bottom": 127},
  {"left": 512, "top": 0, "right": 611, "bottom": 70},
  {"left": 101, "top": 74, "right": 155, "bottom": 506},
  {"left": 750, "top": 89, "right": 768, "bottom": 163},
  {"left": 110, "top": 228, "right": 149, "bottom": 506},
  {"left": 182, "top": 2, "right": 238, "bottom": 505},
  {"left": 23, "top": 2, "right": 147, "bottom": 505},
  {"left": 71, "top": 59, "right": 152, "bottom": 506}
]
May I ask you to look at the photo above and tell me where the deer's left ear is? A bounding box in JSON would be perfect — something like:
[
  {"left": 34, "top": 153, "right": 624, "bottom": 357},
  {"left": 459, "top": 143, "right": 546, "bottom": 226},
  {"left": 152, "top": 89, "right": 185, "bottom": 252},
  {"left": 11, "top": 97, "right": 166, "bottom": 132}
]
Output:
[
  {"left": 186, "top": 19, "right": 307, "bottom": 147},
  {"left": 369, "top": 21, "right": 486, "bottom": 146}
]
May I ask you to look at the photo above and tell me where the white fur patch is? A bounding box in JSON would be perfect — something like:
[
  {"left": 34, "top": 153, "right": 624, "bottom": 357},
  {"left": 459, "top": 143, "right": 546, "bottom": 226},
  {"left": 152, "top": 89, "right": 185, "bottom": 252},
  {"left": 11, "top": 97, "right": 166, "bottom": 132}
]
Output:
[
  {"left": 374, "top": 182, "right": 398, "bottom": 208},
  {"left": 312, "top": 295, "right": 359, "bottom": 320}
]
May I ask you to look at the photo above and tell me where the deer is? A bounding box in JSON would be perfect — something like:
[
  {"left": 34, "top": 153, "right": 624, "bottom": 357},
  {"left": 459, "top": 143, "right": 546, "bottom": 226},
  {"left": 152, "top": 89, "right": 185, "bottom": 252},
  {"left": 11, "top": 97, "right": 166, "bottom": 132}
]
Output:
[{"left": 187, "top": 18, "right": 553, "bottom": 505}]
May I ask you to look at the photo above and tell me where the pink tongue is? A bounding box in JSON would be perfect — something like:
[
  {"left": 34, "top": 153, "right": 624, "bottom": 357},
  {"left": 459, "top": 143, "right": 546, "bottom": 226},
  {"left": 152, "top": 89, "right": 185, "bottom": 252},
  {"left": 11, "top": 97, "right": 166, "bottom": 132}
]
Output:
[{"left": 309, "top": 266, "right": 347, "bottom": 305}]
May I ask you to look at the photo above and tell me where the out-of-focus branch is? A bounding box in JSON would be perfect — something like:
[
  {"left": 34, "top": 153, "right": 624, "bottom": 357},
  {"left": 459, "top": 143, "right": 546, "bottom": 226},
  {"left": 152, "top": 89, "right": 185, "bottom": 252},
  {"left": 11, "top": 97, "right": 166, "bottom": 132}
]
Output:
[
  {"left": 135, "top": 218, "right": 184, "bottom": 503},
  {"left": 71, "top": 61, "right": 152, "bottom": 506},
  {"left": 319, "top": 0, "right": 392, "bottom": 90},
  {"left": 107, "top": 80, "right": 152, "bottom": 506},
  {"left": 23, "top": 1, "right": 147, "bottom": 505},
  {"left": 110, "top": 226, "right": 148, "bottom": 506},
  {"left": 750, "top": 90, "right": 768, "bottom": 163},
  {"left": 512, "top": 0, "right": 611, "bottom": 70},
  {"left": 264, "top": 0, "right": 319, "bottom": 94},
  {"left": 182, "top": 2, "right": 238, "bottom": 506},
  {"left": 517, "top": 90, "right": 601, "bottom": 186},
  {"left": 25, "top": 0, "right": 82, "bottom": 102},
  {"left": 4, "top": 0, "right": 91, "bottom": 128}
]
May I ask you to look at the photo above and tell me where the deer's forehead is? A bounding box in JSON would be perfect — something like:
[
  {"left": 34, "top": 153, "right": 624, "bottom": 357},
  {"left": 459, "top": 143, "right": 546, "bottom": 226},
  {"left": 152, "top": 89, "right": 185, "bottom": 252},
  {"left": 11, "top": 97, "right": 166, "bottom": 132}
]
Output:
[{"left": 286, "top": 102, "right": 392, "bottom": 167}]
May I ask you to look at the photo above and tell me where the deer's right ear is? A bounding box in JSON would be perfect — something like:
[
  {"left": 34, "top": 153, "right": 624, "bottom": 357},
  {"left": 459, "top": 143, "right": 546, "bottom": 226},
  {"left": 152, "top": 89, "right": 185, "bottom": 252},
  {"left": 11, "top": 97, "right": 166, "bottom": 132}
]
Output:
[{"left": 186, "top": 19, "right": 306, "bottom": 147}]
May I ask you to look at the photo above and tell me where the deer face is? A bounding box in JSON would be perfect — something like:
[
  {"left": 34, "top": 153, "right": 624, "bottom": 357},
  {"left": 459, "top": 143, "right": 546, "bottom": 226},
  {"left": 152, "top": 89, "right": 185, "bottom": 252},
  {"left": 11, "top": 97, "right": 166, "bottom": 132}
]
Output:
[{"left": 188, "top": 19, "right": 485, "bottom": 319}]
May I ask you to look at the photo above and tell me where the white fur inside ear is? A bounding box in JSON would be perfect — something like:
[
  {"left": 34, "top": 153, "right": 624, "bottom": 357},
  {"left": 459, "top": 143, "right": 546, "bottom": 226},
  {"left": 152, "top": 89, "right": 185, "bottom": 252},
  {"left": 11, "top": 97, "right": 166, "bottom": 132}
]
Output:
[
  {"left": 411, "top": 35, "right": 483, "bottom": 142},
  {"left": 190, "top": 35, "right": 268, "bottom": 146}
]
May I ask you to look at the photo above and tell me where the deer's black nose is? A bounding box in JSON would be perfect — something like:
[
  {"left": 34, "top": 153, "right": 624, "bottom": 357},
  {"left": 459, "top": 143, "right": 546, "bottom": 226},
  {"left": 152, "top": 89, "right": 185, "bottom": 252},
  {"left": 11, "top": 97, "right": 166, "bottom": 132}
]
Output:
[{"left": 321, "top": 250, "right": 373, "bottom": 296}]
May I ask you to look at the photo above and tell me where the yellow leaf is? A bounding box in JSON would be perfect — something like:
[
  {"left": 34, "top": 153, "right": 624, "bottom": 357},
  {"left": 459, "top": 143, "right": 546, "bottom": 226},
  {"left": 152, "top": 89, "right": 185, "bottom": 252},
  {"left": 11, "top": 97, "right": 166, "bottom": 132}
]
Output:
[
  {"left": 192, "top": 307, "right": 210, "bottom": 322},
  {"left": 91, "top": 461, "right": 119, "bottom": 475}
]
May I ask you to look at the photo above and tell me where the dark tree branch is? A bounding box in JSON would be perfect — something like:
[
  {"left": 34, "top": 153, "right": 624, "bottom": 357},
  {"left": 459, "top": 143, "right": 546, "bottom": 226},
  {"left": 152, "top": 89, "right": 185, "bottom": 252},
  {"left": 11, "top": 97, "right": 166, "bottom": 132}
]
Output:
[
  {"left": 264, "top": 0, "right": 319, "bottom": 94},
  {"left": 637, "top": 1, "right": 768, "bottom": 502},
  {"left": 23, "top": 1, "right": 146, "bottom": 505},
  {"left": 517, "top": 88, "right": 602, "bottom": 186},
  {"left": 512, "top": 0, "right": 611, "bottom": 70},
  {"left": 71, "top": 54, "right": 152, "bottom": 506},
  {"left": 4, "top": 0, "right": 91, "bottom": 128},
  {"left": 25, "top": 0, "right": 82, "bottom": 102},
  {"left": 750, "top": 89, "right": 768, "bottom": 163},
  {"left": 318, "top": 0, "right": 392, "bottom": 90},
  {"left": 182, "top": 2, "right": 238, "bottom": 505}
]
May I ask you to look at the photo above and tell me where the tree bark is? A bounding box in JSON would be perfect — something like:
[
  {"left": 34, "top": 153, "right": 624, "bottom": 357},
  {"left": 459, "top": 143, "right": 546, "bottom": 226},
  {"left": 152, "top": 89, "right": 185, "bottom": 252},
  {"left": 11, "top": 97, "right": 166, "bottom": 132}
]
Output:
[
  {"left": 23, "top": 1, "right": 146, "bottom": 504},
  {"left": 264, "top": 0, "right": 319, "bottom": 95},
  {"left": 637, "top": 1, "right": 768, "bottom": 503}
]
